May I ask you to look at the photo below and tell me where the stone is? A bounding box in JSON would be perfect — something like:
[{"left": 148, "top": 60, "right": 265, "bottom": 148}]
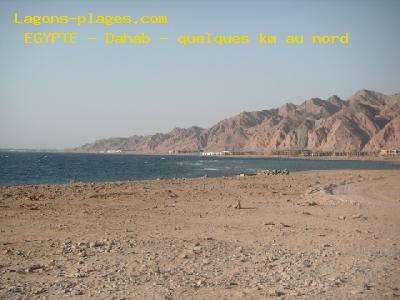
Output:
[
  {"left": 196, "top": 280, "right": 204, "bottom": 287},
  {"left": 193, "top": 246, "right": 202, "bottom": 253},
  {"left": 363, "top": 283, "right": 372, "bottom": 290},
  {"left": 73, "top": 289, "right": 84, "bottom": 295},
  {"left": 2, "top": 249, "right": 12, "bottom": 255},
  {"left": 269, "top": 289, "right": 285, "bottom": 296},
  {"left": 234, "top": 200, "right": 242, "bottom": 209},
  {"left": 351, "top": 213, "right": 362, "bottom": 219},
  {"left": 26, "top": 264, "right": 44, "bottom": 273},
  {"left": 33, "top": 287, "right": 47, "bottom": 295},
  {"left": 303, "top": 260, "right": 312, "bottom": 267},
  {"left": 90, "top": 240, "right": 105, "bottom": 248}
]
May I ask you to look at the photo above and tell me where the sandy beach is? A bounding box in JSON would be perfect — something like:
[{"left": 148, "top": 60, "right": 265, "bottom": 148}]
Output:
[{"left": 1, "top": 170, "right": 400, "bottom": 299}]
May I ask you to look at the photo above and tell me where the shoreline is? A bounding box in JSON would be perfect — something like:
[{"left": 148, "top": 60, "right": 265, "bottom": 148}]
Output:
[
  {"left": 2, "top": 148, "right": 400, "bottom": 162},
  {"left": 2, "top": 165, "right": 400, "bottom": 188}
]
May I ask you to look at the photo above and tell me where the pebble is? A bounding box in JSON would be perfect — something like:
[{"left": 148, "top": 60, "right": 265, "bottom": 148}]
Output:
[
  {"left": 193, "top": 246, "right": 202, "bottom": 253},
  {"left": 351, "top": 213, "right": 362, "bottom": 219},
  {"left": 270, "top": 289, "right": 285, "bottom": 296},
  {"left": 25, "top": 264, "right": 44, "bottom": 273}
]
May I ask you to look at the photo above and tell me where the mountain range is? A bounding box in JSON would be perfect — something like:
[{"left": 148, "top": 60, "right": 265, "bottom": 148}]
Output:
[{"left": 77, "top": 89, "right": 400, "bottom": 154}]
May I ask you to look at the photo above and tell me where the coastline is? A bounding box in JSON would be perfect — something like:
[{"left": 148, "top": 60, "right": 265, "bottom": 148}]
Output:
[
  {"left": 3, "top": 148, "right": 400, "bottom": 163},
  {"left": 1, "top": 169, "right": 399, "bottom": 298}
]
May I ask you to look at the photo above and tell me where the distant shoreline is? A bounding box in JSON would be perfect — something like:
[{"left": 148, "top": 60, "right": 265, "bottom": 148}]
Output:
[{"left": 2, "top": 149, "right": 399, "bottom": 163}]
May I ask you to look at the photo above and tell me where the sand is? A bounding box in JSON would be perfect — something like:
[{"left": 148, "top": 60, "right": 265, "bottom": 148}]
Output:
[{"left": 1, "top": 170, "right": 399, "bottom": 299}]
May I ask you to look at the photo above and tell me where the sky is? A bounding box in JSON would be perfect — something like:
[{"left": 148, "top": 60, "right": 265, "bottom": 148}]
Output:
[{"left": 0, "top": 0, "right": 399, "bottom": 149}]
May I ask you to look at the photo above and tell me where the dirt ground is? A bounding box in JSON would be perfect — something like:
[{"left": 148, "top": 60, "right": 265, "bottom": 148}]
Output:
[{"left": 1, "top": 170, "right": 399, "bottom": 299}]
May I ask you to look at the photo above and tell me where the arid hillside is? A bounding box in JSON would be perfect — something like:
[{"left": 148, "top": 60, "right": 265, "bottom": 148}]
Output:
[{"left": 77, "top": 90, "right": 400, "bottom": 153}]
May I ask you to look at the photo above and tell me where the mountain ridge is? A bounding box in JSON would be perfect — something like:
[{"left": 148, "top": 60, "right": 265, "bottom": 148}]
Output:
[{"left": 77, "top": 89, "right": 400, "bottom": 154}]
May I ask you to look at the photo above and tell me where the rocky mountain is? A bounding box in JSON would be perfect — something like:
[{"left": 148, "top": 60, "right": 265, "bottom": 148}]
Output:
[{"left": 77, "top": 90, "right": 400, "bottom": 154}]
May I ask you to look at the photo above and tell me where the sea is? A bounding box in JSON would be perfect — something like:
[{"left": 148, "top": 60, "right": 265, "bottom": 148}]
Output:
[{"left": 0, "top": 151, "right": 399, "bottom": 186}]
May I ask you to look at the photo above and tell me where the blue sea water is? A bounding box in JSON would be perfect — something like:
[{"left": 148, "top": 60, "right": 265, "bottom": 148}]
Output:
[{"left": 0, "top": 151, "right": 399, "bottom": 186}]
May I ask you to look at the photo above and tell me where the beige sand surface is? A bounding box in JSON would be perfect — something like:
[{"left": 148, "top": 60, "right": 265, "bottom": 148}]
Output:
[{"left": 1, "top": 170, "right": 399, "bottom": 299}]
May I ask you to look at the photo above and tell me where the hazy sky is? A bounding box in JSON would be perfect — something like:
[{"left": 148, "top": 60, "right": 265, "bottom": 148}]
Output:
[{"left": 1, "top": 0, "right": 399, "bottom": 149}]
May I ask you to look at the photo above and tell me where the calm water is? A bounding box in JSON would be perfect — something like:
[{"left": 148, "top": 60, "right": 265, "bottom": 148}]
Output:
[{"left": 0, "top": 151, "right": 399, "bottom": 186}]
